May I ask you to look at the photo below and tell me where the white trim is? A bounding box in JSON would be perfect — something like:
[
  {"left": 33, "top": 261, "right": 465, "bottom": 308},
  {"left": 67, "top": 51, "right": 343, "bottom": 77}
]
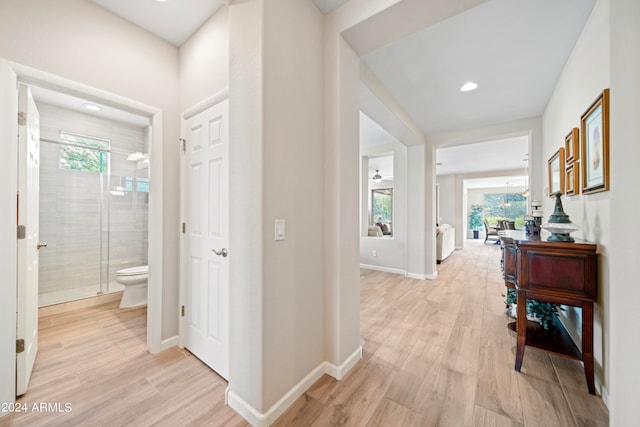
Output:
[
  {"left": 227, "top": 346, "right": 362, "bottom": 427},
  {"left": 425, "top": 271, "right": 438, "bottom": 280},
  {"left": 600, "top": 384, "right": 609, "bottom": 408},
  {"left": 0, "top": 60, "right": 19, "bottom": 416},
  {"left": 0, "top": 60, "right": 165, "bottom": 360},
  {"left": 359, "top": 264, "right": 405, "bottom": 276},
  {"left": 146, "top": 111, "right": 163, "bottom": 354},
  {"left": 181, "top": 88, "right": 229, "bottom": 120},
  {"left": 406, "top": 272, "right": 427, "bottom": 280},
  {"left": 159, "top": 335, "right": 180, "bottom": 352},
  {"left": 324, "top": 345, "right": 362, "bottom": 380}
]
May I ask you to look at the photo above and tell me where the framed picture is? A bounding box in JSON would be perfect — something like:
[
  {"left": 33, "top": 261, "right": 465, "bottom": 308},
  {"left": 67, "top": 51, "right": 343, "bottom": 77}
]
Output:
[
  {"left": 548, "top": 147, "right": 565, "bottom": 197},
  {"left": 565, "top": 128, "right": 579, "bottom": 164},
  {"left": 581, "top": 89, "right": 610, "bottom": 194},
  {"left": 565, "top": 163, "right": 580, "bottom": 196}
]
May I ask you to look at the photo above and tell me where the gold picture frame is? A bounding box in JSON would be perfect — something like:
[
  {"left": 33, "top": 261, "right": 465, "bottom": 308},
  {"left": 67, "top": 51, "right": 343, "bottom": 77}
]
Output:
[
  {"left": 581, "top": 89, "right": 610, "bottom": 194},
  {"left": 565, "top": 163, "right": 580, "bottom": 196},
  {"left": 548, "top": 147, "right": 565, "bottom": 197},
  {"left": 565, "top": 127, "right": 579, "bottom": 164}
]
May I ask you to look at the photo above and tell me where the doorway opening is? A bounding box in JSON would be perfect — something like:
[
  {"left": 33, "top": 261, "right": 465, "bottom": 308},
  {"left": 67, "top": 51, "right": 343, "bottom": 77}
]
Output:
[{"left": 33, "top": 91, "right": 151, "bottom": 307}]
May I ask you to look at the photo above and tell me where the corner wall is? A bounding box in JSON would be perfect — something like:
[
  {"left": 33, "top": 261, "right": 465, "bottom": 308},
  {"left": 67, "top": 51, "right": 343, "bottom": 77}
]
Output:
[
  {"left": 608, "top": 0, "right": 640, "bottom": 422},
  {"left": 541, "top": 0, "right": 609, "bottom": 397}
]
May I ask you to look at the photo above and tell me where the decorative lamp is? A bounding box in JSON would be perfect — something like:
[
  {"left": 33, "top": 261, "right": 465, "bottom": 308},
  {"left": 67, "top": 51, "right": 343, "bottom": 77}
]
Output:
[
  {"left": 372, "top": 170, "right": 382, "bottom": 183},
  {"left": 541, "top": 194, "right": 579, "bottom": 242}
]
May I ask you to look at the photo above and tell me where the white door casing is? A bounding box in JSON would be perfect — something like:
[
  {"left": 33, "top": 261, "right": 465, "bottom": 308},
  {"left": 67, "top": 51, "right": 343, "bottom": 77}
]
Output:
[
  {"left": 183, "top": 99, "right": 229, "bottom": 380},
  {"left": 16, "top": 84, "right": 40, "bottom": 396}
]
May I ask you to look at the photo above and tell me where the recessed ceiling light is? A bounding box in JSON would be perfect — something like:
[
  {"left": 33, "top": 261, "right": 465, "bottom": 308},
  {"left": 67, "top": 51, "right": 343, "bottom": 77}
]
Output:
[
  {"left": 460, "top": 81, "right": 478, "bottom": 92},
  {"left": 84, "top": 103, "right": 101, "bottom": 111}
]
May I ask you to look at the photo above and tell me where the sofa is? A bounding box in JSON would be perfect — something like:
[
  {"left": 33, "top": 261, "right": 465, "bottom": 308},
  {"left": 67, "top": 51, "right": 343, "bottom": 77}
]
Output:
[{"left": 436, "top": 224, "right": 455, "bottom": 263}]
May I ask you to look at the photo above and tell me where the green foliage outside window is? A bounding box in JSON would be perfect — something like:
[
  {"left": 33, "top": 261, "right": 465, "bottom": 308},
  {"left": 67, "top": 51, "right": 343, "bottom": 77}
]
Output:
[
  {"left": 372, "top": 188, "right": 392, "bottom": 234},
  {"left": 58, "top": 131, "right": 109, "bottom": 173},
  {"left": 483, "top": 193, "right": 526, "bottom": 226}
]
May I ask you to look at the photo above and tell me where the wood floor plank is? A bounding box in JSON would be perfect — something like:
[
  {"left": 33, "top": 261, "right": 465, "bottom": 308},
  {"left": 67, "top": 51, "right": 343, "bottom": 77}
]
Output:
[
  {"left": 517, "top": 374, "right": 578, "bottom": 427},
  {"left": 473, "top": 405, "right": 524, "bottom": 427},
  {"left": 367, "top": 398, "right": 424, "bottom": 427}
]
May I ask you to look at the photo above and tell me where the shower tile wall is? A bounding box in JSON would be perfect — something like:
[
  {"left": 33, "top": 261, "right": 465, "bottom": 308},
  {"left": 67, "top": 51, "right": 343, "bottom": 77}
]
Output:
[{"left": 38, "top": 103, "right": 148, "bottom": 297}]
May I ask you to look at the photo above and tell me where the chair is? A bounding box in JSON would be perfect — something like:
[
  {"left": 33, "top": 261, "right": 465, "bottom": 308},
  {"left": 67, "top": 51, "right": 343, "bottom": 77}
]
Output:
[
  {"left": 483, "top": 219, "right": 500, "bottom": 244},
  {"left": 368, "top": 225, "right": 383, "bottom": 237}
]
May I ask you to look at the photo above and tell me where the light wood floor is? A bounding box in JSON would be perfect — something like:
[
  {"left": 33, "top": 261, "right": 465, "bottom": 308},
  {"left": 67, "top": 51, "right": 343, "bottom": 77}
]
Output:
[
  {"left": 1, "top": 294, "right": 248, "bottom": 427},
  {"left": 1, "top": 241, "right": 608, "bottom": 426},
  {"left": 274, "top": 240, "right": 609, "bottom": 426}
]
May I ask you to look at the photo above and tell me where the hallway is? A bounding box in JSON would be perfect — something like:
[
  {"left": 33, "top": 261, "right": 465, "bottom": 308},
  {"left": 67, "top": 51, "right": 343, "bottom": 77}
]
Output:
[
  {"left": 1, "top": 241, "right": 608, "bottom": 426},
  {"left": 276, "top": 241, "right": 609, "bottom": 426}
]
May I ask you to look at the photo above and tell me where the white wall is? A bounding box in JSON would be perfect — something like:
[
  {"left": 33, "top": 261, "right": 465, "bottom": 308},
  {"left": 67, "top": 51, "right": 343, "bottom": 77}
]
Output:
[
  {"left": 360, "top": 144, "right": 407, "bottom": 273},
  {"left": 179, "top": 6, "right": 229, "bottom": 111},
  {"left": 436, "top": 175, "right": 455, "bottom": 226},
  {"left": 542, "top": 0, "right": 610, "bottom": 398},
  {"left": 261, "top": 0, "right": 325, "bottom": 411},
  {"left": 226, "top": 0, "right": 327, "bottom": 419},
  {"left": 609, "top": 0, "right": 640, "bottom": 422}
]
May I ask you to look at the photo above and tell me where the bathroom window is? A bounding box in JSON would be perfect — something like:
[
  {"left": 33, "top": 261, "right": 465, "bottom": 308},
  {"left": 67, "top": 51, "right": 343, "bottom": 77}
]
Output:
[{"left": 58, "top": 131, "right": 110, "bottom": 173}]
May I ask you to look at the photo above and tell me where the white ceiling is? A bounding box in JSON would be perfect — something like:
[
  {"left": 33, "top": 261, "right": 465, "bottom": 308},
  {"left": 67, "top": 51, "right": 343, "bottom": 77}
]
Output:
[
  {"left": 436, "top": 137, "right": 528, "bottom": 176},
  {"left": 92, "top": 0, "right": 226, "bottom": 46},
  {"left": 82, "top": 0, "right": 594, "bottom": 185},
  {"left": 362, "top": 0, "right": 595, "bottom": 135}
]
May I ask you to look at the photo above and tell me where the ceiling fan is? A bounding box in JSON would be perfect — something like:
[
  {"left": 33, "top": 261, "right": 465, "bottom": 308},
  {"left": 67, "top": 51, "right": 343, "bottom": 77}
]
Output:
[{"left": 369, "top": 169, "right": 393, "bottom": 182}]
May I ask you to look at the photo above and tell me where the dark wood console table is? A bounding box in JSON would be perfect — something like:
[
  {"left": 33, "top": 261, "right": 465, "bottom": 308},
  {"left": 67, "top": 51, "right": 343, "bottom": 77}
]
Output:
[{"left": 500, "top": 230, "right": 598, "bottom": 394}]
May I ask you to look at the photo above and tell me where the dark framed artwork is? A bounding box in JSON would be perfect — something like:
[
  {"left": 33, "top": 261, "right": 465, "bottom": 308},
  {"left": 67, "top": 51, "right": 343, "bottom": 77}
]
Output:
[
  {"left": 565, "top": 163, "right": 580, "bottom": 196},
  {"left": 581, "top": 89, "right": 610, "bottom": 194},
  {"left": 548, "top": 147, "right": 565, "bottom": 197},
  {"left": 565, "top": 127, "right": 579, "bottom": 164}
]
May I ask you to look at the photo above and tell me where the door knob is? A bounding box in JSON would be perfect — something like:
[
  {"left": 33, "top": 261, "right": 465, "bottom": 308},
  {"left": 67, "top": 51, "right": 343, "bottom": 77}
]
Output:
[
  {"left": 211, "top": 248, "right": 228, "bottom": 257},
  {"left": 37, "top": 242, "right": 48, "bottom": 250}
]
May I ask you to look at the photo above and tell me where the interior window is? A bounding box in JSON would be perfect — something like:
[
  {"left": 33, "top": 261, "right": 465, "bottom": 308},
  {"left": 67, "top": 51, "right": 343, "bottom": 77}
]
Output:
[{"left": 371, "top": 188, "right": 393, "bottom": 235}]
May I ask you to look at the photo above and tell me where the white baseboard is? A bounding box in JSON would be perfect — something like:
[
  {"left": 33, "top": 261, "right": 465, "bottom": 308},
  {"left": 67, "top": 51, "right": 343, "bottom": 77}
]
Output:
[
  {"left": 406, "top": 272, "right": 426, "bottom": 280},
  {"left": 228, "top": 346, "right": 362, "bottom": 426},
  {"left": 158, "top": 336, "right": 179, "bottom": 352},
  {"left": 600, "top": 384, "right": 609, "bottom": 408},
  {"left": 360, "top": 264, "right": 405, "bottom": 275},
  {"left": 425, "top": 271, "right": 438, "bottom": 280},
  {"left": 324, "top": 346, "right": 362, "bottom": 380}
]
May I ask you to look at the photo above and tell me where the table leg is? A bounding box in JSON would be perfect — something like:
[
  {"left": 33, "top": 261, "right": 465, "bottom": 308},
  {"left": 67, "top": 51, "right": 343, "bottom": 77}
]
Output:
[
  {"left": 515, "top": 291, "right": 527, "bottom": 371},
  {"left": 582, "top": 301, "right": 596, "bottom": 394}
]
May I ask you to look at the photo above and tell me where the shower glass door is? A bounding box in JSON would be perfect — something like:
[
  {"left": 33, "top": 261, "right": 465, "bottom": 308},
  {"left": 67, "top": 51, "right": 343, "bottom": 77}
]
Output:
[{"left": 38, "top": 133, "right": 110, "bottom": 306}]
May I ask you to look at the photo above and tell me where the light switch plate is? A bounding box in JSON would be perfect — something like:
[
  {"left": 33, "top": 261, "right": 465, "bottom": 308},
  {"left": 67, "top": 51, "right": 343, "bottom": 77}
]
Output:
[{"left": 275, "top": 219, "right": 285, "bottom": 241}]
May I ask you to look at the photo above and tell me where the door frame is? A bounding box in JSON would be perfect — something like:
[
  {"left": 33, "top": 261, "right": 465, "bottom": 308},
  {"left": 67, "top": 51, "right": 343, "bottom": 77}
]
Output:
[
  {"left": 178, "top": 87, "right": 229, "bottom": 348},
  {"left": 0, "top": 59, "right": 165, "bottom": 405}
]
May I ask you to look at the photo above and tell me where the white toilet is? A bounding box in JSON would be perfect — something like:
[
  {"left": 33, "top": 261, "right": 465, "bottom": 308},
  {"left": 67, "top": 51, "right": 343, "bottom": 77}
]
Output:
[{"left": 116, "top": 265, "right": 148, "bottom": 308}]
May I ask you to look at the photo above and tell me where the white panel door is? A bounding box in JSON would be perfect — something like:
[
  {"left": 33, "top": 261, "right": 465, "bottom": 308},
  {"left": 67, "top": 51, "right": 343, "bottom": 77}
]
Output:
[
  {"left": 184, "top": 100, "right": 229, "bottom": 380},
  {"left": 16, "top": 84, "right": 41, "bottom": 396}
]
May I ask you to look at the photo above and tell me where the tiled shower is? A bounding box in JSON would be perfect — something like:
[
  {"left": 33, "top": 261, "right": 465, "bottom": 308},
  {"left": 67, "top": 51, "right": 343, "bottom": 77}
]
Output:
[{"left": 37, "top": 102, "right": 149, "bottom": 307}]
